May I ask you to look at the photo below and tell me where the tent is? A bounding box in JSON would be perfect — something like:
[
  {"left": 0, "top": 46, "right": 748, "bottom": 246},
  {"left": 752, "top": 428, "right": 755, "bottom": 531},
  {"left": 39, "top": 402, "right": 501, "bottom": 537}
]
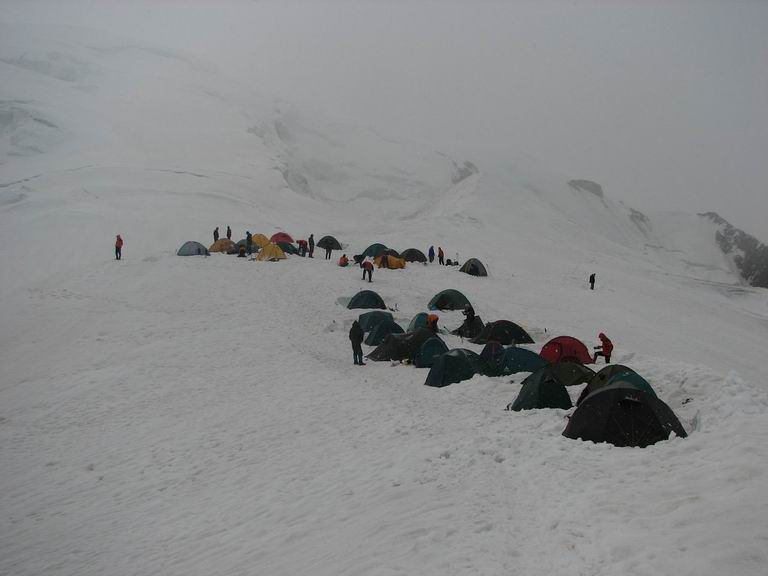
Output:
[
  {"left": 563, "top": 384, "right": 687, "bottom": 447},
  {"left": 177, "top": 241, "right": 210, "bottom": 256},
  {"left": 428, "top": 289, "right": 471, "bottom": 311},
  {"left": 480, "top": 341, "right": 505, "bottom": 366},
  {"left": 451, "top": 316, "right": 485, "bottom": 339},
  {"left": 358, "top": 311, "right": 393, "bottom": 332},
  {"left": 365, "top": 319, "right": 404, "bottom": 346},
  {"left": 543, "top": 362, "right": 595, "bottom": 386},
  {"left": 347, "top": 290, "right": 386, "bottom": 310},
  {"left": 470, "top": 320, "right": 534, "bottom": 345},
  {"left": 400, "top": 248, "right": 427, "bottom": 263},
  {"left": 209, "top": 238, "right": 236, "bottom": 253},
  {"left": 235, "top": 238, "right": 260, "bottom": 252},
  {"left": 507, "top": 374, "right": 573, "bottom": 411},
  {"left": 252, "top": 233, "right": 271, "bottom": 248},
  {"left": 255, "top": 243, "right": 286, "bottom": 261},
  {"left": 407, "top": 312, "right": 429, "bottom": 332},
  {"left": 381, "top": 248, "right": 400, "bottom": 258},
  {"left": 577, "top": 365, "right": 636, "bottom": 406},
  {"left": 414, "top": 337, "right": 449, "bottom": 368},
  {"left": 375, "top": 255, "right": 406, "bottom": 269},
  {"left": 424, "top": 348, "right": 489, "bottom": 388},
  {"left": 270, "top": 232, "right": 294, "bottom": 244},
  {"left": 277, "top": 241, "right": 300, "bottom": 255},
  {"left": 361, "top": 243, "right": 388, "bottom": 258},
  {"left": 459, "top": 258, "right": 488, "bottom": 277},
  {"left": 367, "top": 329, "right": 436, "bottom": 362},
  {"left": 606, "top": 372, "right": 657, "bottom": 397},
  {"left": 539, "top": 336, "right": 593, "bottom": 364},
  {"left": 498, "top": 347, "right": 549, "bottom": 374},
  {"left": 317, "top": 235, "right": 342, "bottom": 250}
]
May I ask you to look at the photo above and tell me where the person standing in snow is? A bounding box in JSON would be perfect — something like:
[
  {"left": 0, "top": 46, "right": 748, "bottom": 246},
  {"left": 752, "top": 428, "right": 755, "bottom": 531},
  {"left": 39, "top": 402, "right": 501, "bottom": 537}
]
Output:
[
  {"left": 361, "top": 259, "right": 374, "bottom": 282},
  {"left": 428, "top": 246, "right": 435, "bottom": 263},
  {"left": 349, "top": 320, "right": 365, "bottom": 365},
  {"left": 589, "top": 273, "right": 596, "bottom": 290},
  {"left": 593, "top": 332, "right": 613, "bottom": 363},
  {"left": 438, "top": 247, "right": 445, "bottom": 265},
  {"left": 463, "top": 303, "right": 475, "bottom": 327},
  {"left": 246, "top": 231, "right": 253, "bottom": 255},
  {"left": 226, "top": 225, "right": 232, "bottom": 240},
  {"left": 308, "top": 234, "right": 315, "bottom": 258},
  {"left": 325, "top": 245, "right": 333, "bottom": 260},
  {"left": 115, "top": 234, "right": 123, "bottom": 260},
  {"left": 213, "top": 227, "right": 219, "bottom": 242}
]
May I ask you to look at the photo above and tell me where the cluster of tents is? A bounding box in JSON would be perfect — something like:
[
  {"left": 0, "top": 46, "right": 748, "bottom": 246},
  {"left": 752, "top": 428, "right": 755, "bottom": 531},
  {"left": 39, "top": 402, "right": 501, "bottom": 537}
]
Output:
[
  {"left": 177, "top": 233, "right": 345, "bottom": 262},
  {"left": 346, "top": 287, "right": 687, "bottom": 448}
]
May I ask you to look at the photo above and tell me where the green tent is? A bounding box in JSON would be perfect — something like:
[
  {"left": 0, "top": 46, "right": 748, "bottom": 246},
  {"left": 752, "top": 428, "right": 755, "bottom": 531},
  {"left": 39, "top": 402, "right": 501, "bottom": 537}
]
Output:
[
  {"left": 358, "top": 311, "right": 394, "bottom": 332},
  {"left": 277, "top": 241, "right": 300, "bottom": 255},
  {"left": 459, "top": 258, "right": 488, "bottom": 277},
  {"left": 499, "top": 347, "right": 549, "bottom": 374},
  {"left": 347, "top": 290, "right": 386, "bottom": 310},
  {"left": 470, "top": 320, "right": 534, "bottom": 345},
  {"left": 507, "top": 375, "right": 573, "bottom": 411},
  {"left": 425, "top": 349, "right": 489, "bottom": 388},
  {"left": 606, "top": 372, "right": 657, "bottom": 398},
  {"left": 317, "top": 235, "right": 342, "bottom": 250},
  {"left": 414, "top": 337, "right": 449, "bottom": 368},
  {"left": 365, "top": 320, "right": 404, "bottom": 345},
  {"left": 577, "top": 365, "right": 636, "bottom": 406},
  {"left": 428, "top": 289, "right": 471, "bottom": 311},
  {"left": 400, "top": 248, "right": 427, "bottom": 263},
  {"left": 407, "top": 312, "right": 429, "bottom": 332},
  {"left": 362, "top": 243, "right": 388, "bottom": 258}
]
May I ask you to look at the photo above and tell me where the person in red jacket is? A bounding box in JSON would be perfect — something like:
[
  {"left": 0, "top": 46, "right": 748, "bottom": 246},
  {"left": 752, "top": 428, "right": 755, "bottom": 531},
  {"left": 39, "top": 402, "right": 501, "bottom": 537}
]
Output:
[
  {"left": 338, "top": 254, "right": 349, "bottom": 267},
  {"left": 115, "top": 234, "right": 123, "bottom": 260},
  {"left": 438, "top": 246, "right": 445, "bottom": 265},
  {"left": 593, "top": 332, "right": 613, "bottom": 363},
  {"left": 361, "top": 259, "right": 374, "bottom": 282}
]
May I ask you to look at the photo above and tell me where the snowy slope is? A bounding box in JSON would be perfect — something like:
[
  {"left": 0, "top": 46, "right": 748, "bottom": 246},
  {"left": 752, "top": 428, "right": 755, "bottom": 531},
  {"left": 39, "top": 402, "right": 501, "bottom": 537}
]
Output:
[{"left": 2, "top": 11, "right": 768, "bottom": 576}]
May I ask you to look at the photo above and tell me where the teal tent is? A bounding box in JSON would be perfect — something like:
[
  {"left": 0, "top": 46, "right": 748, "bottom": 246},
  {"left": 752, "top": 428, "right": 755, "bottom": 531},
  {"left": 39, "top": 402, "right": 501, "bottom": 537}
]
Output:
[
  {"left": 407, "top": 312, "right": 429, "bottom": 332},
  {"left": 507, "top": 376, "right": 572, "bottom": 411},
  {"left": 277, "top": 241, "right": 300, "bottom": 255},
  {"left": 606, "top": 372, "right": 657, "bottom": 398},
  {"left": 499, "top": 347, "right": 549, "bottom": 374},
  {"left": 425, "top": 349, "right": 489, "bottom": 388},
  {"left": 365, "top": 320, "right": 404, "bottom": 346},
  {"left": 347, "top": 290, "right": 386, "bottom": 310},
  {"left": 577, "top": 365, "right": 636, "bottom": 406},
  {"left": 428, "top": 289, "right": 471, "bottom": 311},
  {"left": 471, "top": 320, "right": 534, "bottom": 345},
  {"left": 414, "top": 337, "right": 449, "bottom": 368},
  {"left": 362, "top": 243, "right": 388, "bottom": 258},
  {"left": 317, "top": 235, "right": 342, "bottom": 250},
  {"left": 459, "top": 258, "right": 488, "bottom": 277},
  {"left": 358, "top": 311, "right": 394, "bottom": 332}
]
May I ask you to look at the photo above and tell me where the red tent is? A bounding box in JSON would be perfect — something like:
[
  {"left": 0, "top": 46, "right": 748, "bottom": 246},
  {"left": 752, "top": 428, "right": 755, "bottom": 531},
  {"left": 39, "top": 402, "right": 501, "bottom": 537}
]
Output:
[
  {"left": 270, "top": 232, "right": 294, "bottom": 244},
  {"left": 540, "top": 336, "right": 593, "bottom": 364}
]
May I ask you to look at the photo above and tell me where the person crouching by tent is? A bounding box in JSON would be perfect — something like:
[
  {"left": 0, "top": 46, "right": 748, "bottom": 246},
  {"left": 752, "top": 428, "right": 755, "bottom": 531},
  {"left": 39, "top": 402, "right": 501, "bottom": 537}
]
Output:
[
  {"left": 426, "top": 314, "right": 439, "bottom": 333},
  {"left": 361, "top": 259, "right": 374, "bottom": 282},
  {"left": 438, "top": 246, "right": 445, "bottom": 265},
  {"left": 593, "top": 332, "right": 613, "bottom": 363},
  {"left": 349, "top": 320, "right": 365, "bottom": 365},
  {"left": 297, "top": 239, "right": 308, "bottom": 257},
  {"left": 115, "top": 234, "right": 123, "bottom": 260},
  {"left": 338, "top": 254, "right": 349, "bottom": 267}
]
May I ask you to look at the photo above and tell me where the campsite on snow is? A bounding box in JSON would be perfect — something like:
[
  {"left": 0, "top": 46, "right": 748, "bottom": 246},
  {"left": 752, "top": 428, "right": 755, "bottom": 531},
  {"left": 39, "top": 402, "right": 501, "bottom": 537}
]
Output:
[{"left": 2, "top": 2, "right": 768, "bottom": 576}]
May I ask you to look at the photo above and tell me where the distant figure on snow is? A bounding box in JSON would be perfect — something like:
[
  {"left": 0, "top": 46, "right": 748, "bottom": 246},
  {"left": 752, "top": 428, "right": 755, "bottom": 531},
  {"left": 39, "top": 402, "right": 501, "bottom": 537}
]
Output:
[
  {"left": 246, "top": 231, "right": 253, "bottom": 255},
  {"left": 361, "top": 259, "right": 374, "bottom": 282},
  {"left": 237, "top": 245, "right": 247, "bottom": 258},
  {"left": 308, "top": 234, "right": 315, "bottom": 258},
  {"left": 115, "top": 234, "right": 123, "bottom": 260},
  {"left": 428, "top": 246, "right": 435, "bottom": 263},
  {"left": 462, "top": 303, "right": 475, "bottom": 326},
  {"left": 589, "top": 273, "right": 596, "bottom": 290},
  {"left": 226, "top": 225, "right": 232, "bottom": 240},
  {"left": 338, "top": 254, "right": 349, "bottom": 267},
  {"left": 593, "top": 332, "right": 613, "bottom": 363},
  {"left": 297, "top": 239, "right": 307, "bottom": 257},
  {"left": 213, "top": 227, "right": 219, "bottom": 242},
  {"left": 380, "top": 254, "right": 389, "bottom": 269},
  {"left": 325, "top": 244, "right": 333, "bottom": 260},
  {"left": 438, "top": 247, "right": 445, "bottom": 265},
  {"left": 349, "top": 320, "right": 365, "bottom": 365}
]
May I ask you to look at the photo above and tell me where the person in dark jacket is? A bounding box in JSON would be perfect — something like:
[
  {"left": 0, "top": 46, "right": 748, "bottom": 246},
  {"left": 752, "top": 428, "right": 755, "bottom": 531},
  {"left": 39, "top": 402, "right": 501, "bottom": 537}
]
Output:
[
  {"left": 213, "top": 227, "right": 219, "bottom": 242},
  {"left": 349, "top": 320, "right": 365, "bottom": 365},
  {"left": 463, "top": 303, "right": 475, "bottom": 326},
  {"left": 361, "top": 259, "right": 374, "bottom": 282},
  {"left": 115, "top": 234, "right": 123, "bottom": 260},
  {"left": 428, "top": 246, "right": 435, "bottom": 263},
  {"left": 308, "top": 234, "right": 315, "bottom": 258},
  {"left": 226, "top": 225, "right": 232, "bottom": 240},
  {"left": 438, "top": 247, "right": 445, "bottom": 265},
  {"left": 589, "top": 273, "right": 596, "bottom": 290},
  {"left": 325, "top": 245, "right": 333, "bottom": 259},
  {"left": 246, "top": 231, "right": 253, "bottom": 255},
  {"left": 593, "top": 332, "right": 613, "bottom": 363}
]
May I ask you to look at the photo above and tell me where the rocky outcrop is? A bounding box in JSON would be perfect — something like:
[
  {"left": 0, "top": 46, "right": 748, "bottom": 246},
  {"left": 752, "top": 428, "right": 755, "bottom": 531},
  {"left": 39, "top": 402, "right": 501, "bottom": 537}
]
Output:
[{"left": 700, "top": 212, "right": 768, "bottom": 288}]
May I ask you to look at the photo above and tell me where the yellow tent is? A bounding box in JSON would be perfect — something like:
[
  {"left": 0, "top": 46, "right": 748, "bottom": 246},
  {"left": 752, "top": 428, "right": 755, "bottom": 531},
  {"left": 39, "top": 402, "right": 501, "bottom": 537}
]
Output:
[
  {"left": 252, "top": 233, "right": 270, "bottom": 248},
  {"left": 255, "top": 242, "right": 286, "bottom": 261},
  {"left": 209, "top": 238, "right": 235, "bottom": 253},
  {"left": 375, "top": 255, "right": 406, "bottom": 269}
]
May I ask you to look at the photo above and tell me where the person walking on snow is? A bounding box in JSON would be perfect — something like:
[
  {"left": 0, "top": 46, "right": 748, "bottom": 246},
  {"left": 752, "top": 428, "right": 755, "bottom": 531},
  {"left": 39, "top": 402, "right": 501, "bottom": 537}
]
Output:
[
  {"left": 361, "top": 259, "right": 374, "bottom": 282},
  {"left": 115, "top": 234, "right": 123, "bottom": 260},
  {"left": 213, "top": 227, "right": 219, "bottom": 242},
  {"left": 589, "top": 273, "right": 596, "bottom": 290},
  {"left": 428, "top": 246, "right": 435, "bottom": 263},
  {"left": 308, "top": 234, "right": 315, "bottom": 258},
  {"left": 593, "top": 332, "right": 613, "bottom": 363},
  {"left": 226, "top": 225, "right": 232, "bottom": 240},
  {"left": 349, "top": 320, "right": 365, "bottom": 365},
  {"left": 438, "top": 247, "right": 445, "bottom": 265}
]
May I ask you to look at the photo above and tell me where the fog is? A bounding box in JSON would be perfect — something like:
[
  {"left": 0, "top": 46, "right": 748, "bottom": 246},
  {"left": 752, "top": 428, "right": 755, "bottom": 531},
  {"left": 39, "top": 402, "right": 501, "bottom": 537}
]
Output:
[{"left": 4, "top": 0, "right": 767, "bottom": 238}]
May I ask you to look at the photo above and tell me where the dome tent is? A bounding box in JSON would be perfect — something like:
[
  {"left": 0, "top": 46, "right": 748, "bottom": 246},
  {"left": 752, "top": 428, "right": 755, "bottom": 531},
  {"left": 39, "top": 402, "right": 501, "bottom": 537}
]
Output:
[
  {"left": 361, "top": 243, "right": 388, "bottom": 259},
  {"left": 277, "top": 241, "right": 300, "bottom": 255},
  {"left": 255, "top": 243, "right": 286, "bottom": 261},
  {"left": 413, "top": 337, "right": 449, "bottom": 368},
  {"left": 209, "top": 238, "right": 236, "bottom": 253},
  {"left": 407, "top": 312, "right": 429, "bottom": 333},
  {"left": 364, "top": 320, "right": 404, "bottom": 346},
  {"left": 507, "top": 374, "right": 573, "bottom": 411},
  {"left": 563, "top": 384, "right": 687, "bottom": 447},
  {"left": 470, "top": 320, "right": 534, "bottom": 345},
  {"left": 347, "top": 290, "right": 386, "bottom": 310},
  {"left": 400, "top": 248, "right": 427, "bottom": 263},
  {"left": 539, "top": 336, "right": 593, "bottom": 364},
  {"left": 358, "top": 311, "right": 393, "bottom": 332},
  {"left": 270, "top": 232, "right": 294, "bottom": 244},
  {"left": 459, "top": 258, "right": 488, "bottom": 277},
  {"left": 317, "top": 235, "right": 342, "bottom": 250},
  {"left": 367, "top": 329, "right": 435, "bottom": 362},
  {"left": 252, "top": 233, "right": 271, "bottom": 248},
  {"left": 498, "top": 347, "right": 549, "bottom": 375},
  {"left": 177, "top": 241, "right": 210, "bottom": 256},
  {"left": 577, "top": 365, "right": 637, "bottom": 406},
  {"left": 424, "top": 349, "right": 490, "bottom": 388},
  {"left": 428, "top": 289, "right": 471, "bottom": 311}
]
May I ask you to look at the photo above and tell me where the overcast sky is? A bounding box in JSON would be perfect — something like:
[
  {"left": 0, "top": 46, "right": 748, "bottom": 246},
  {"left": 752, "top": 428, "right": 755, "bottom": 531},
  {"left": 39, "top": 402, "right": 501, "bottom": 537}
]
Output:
[{"left": 6, "top": 0, "right": 768, "bottom": 239}]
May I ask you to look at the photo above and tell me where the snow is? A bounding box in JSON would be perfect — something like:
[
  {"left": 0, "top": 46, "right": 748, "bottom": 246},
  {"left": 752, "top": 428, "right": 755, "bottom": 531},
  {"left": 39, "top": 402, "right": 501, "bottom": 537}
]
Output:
[{"left": 2, "top": 7, "right": 768, "bottom": 576}]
